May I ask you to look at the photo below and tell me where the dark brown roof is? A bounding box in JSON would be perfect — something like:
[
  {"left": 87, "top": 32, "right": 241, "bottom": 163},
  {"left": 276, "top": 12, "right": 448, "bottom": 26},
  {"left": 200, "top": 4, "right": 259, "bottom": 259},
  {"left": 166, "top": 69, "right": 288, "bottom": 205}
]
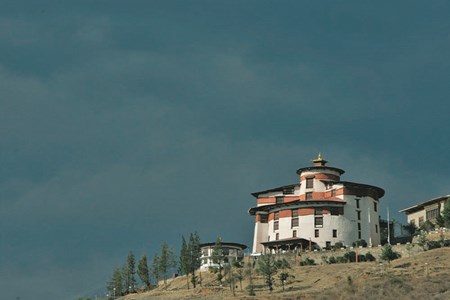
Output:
[
  {"left": 251, "top": 183, "right": 299, "bottom": 198},
  {"left": 400, "top": 194, "right": 450, "bottom": 214},
  {"left": 248, "top": 199, "right": 346, "bottom": 215}
]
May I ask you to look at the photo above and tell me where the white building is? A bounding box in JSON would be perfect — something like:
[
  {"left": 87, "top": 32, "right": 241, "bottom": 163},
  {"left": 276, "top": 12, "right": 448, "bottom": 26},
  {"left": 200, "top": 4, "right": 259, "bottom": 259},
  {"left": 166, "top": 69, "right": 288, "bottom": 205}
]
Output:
[
  {"left": 400, "top": 194, "right": 450, "bottom": 227},
  {"left": 199, "top": 242, "right": 247, "bottom": 272},
  {"left": 249, "top": 154, "right": 385, "bottom": 253}
]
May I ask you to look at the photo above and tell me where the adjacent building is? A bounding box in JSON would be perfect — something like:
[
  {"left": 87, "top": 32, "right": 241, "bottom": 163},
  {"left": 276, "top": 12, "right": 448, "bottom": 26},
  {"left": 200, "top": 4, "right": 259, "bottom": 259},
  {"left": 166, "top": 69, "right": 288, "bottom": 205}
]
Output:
[
  {"left": 400, "top": 194, "right": 450, "bottom": 227},
  {"left": 199, "top": 242, "right": 247, "bottom": 272},
  {"left": 249, "top": 154, "right": 385, "bottom": 253}
]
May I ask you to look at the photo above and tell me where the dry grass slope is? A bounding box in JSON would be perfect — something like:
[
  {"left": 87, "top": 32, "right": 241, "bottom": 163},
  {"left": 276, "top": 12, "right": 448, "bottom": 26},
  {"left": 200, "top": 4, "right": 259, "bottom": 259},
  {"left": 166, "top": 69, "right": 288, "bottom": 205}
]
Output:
[{"left": 123, "top": 247, "right": 450, "bottom": 300}]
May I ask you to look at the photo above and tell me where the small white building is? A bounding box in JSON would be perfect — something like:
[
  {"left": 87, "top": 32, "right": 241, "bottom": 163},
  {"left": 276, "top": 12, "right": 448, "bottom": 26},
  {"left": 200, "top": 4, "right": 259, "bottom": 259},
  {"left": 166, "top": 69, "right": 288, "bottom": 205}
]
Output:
[
  {"left": 199, "top": 242, "right": 247, "bottom": 272},
  {"left": 400, "top": 194, "right": 450, "bottom": 227},
  {"left": 249, "top": 154, "right": 385, "bottom": 253}
]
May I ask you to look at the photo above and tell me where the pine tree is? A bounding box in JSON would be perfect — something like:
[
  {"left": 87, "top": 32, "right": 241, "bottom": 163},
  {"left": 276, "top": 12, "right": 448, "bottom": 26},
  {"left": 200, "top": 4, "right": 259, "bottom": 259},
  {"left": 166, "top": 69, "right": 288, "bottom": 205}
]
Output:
[
  {"left": 179, "top": 235, "right": 190, "bottom": 289},
  {"left": 188, "top": 232, "right": 202, "bottom": 288},
  {"left": 107, "top": 267, "right": 124, "bottom": 297},
  {"left": 137, "top": 254, "right": 151, "bottom": 290},
  {"left": 151, "top": 253, "right": 161, "bottom": 286},
  {"left": 125, "top": 250, "right": 137, "bottom": 293},
  {"left": 256, "top": 253, "right": 278, "bottom": 292},
  {"left": 211, "top": 236, "right": 226, "bottom": 285},
  {"left": 276, "top": 258, "right": 293, "bottom": 292},
  {"left": 159, "top": 242, "right": 177, "bottom": 289}
]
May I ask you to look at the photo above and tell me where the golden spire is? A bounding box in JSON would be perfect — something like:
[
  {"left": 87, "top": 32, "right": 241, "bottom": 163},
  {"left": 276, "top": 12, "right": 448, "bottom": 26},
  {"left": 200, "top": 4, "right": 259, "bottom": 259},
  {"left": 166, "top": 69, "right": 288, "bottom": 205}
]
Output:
[{"left": 311, "top": 153, "right": 328, "bottom": 166}]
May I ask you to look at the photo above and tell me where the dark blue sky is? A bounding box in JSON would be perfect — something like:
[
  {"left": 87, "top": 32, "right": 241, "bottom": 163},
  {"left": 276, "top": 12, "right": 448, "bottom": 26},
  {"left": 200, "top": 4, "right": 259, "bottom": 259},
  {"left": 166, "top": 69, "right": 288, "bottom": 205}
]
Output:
[{"left": 1, "top": 1, "right": 449, "bottom": 299}]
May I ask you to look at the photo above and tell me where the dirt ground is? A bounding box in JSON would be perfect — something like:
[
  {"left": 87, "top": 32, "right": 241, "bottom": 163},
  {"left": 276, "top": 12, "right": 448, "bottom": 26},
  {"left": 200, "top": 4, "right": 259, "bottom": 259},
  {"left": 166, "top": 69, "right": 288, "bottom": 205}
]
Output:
[{"left": 123, "top": 247, "right": 450, "bottom": 300}]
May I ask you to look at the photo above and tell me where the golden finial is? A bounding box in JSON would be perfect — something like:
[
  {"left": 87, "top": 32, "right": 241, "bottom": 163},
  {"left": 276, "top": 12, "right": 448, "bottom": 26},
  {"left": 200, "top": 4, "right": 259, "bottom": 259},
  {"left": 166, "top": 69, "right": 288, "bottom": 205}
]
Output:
[{"left": 311, "top": 153, "right": 328, "bottom": 166}]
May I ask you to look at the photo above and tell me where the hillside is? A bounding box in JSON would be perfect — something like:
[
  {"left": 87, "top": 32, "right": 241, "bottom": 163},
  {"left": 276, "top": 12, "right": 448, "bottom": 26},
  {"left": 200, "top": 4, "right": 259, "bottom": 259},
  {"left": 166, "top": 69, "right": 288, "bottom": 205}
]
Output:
[{"left": 121, "top": 246, "right": 450, "bottom": 300}]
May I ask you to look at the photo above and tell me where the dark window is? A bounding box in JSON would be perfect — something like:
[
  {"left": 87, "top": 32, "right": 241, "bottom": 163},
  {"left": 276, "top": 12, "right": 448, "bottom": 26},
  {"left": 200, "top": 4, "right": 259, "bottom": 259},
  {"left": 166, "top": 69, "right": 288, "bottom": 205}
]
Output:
[
  {"left": 274, "top": 212, "right": 279, "bottom": 220},
  {"left": 293, "top": 230, "right": 297, "bottom": 238},
  {"left": 283, "top": 187, "right": 295, "bottom": 195},
  {"left": 315, "top": 216, "right": 323, "bottom": 228},
  {"left": 356, "top": 199, "right": 360, "bottom": 209},
  {"left": 357, "top": 211, "right": 361, "bottom": 220},
  {"left": 375, "top": 224, "right": 378, "bottom": 233},
  {"left": 292, "top": 209, "right": 298, "bottom": 217},
  {"left": 274, "top": 220, "right": 279, "bottom": 231},
  {"left": 291, "top": 217, "right": 299, "bottom": 228},
  {"left": 358, "top": 223, "right": 361, "bottom": 231},
  {"left": 330, "top": 207, "right": 339, "bottom": 215},
  {"left": 410, "top": 219, "right": 415, "bottom": 226},
  {"left": 315, "top": 208, "right": 323, "bottom": 215},
  {"left": 331, "top": 189, "right": 336, "bottom": 197},
  {"left": 358, "top": 231, "right": 362, "bottom": 239},
  {"left": 418, "top": 216, "right": 424, "bottom": 226},
  {"left": 306, "top": 192, "right": 313, "bottom": 200},
  {"left": 374, "top": 202, "right": 378, "bottom": 212},
  {"left": 260, "top": 214, "right": 268, "bottom": 223},
  {"left": 315, "top": 229, "right": 319, "bottom": 238},
  {"left": 276, "top": 196, "right": 284, "bottom": 204},
  {"left": 306, "top": 178, "right": 314, "bottom": 189},
  {"left": 276, "top": 233, "right": 279, "bottom": 240},
  {"left": 426, "top": 208, "right": 439, "bottom": 220},
  {"left": 333, "top": 229, "right": 337, "bottom": 238}
]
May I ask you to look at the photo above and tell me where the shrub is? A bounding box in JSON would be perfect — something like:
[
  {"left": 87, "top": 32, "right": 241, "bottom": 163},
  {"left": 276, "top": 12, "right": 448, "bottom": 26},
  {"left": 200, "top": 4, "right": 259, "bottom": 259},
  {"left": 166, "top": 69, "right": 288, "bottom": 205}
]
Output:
[
  {"left": 344, "top": 251, "right": 356, "bottom": 263},
  {"left": 336, "top": 256, "right": 347, "bottom": 263},
  {"left": 334, "top": 242, "right": 344, "bottom": 249},
  {"left": 365, "top": 252, "right": 376, "bottom": 262},
  {"left": 379, "top": 244, "right": 401, "bottom": 261},
  {"left": 328, "top": 256, "right": 337, "bottom": 264},
  {"left": 357, "top": 254, "right": 366, "bottom": 262},
  {"left": 299, "top": 258, "right": 316, "bottom": 266},
  {"left": 426, "top": 240, "right": 442, "bottom": 250},
  {"left": 352, "top": 239, "right": 367, "bottom": 248}
]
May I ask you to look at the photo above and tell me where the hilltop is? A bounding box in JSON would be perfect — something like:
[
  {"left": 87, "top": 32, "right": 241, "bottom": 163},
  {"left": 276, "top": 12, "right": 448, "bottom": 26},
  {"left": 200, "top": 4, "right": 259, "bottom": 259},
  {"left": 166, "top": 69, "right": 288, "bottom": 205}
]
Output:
[{"left": 121, "top": 246, "right": 450, "bottom": 300}]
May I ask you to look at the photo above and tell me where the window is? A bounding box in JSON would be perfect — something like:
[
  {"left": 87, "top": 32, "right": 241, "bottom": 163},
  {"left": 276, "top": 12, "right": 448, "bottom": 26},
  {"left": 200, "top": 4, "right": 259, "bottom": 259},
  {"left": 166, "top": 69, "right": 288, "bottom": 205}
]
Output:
[
  {"left": 356, "top": 199, "right": 360, "bottom": 209},
  {"left": 315, "top": 216, "right": 323, "bottom": 228},
  {"left": 357, "top": 211, "right": 361, "bottom": 220},
  {"left": 274, "top": 212, "right": 279, "bottom": 220},
  {"left": 283, "top": 187, "right": 295, "bottom": 195},
  {"left": 418, "top": 216, "right": 424, "bottom": 226},
  {"left": 330, "top": 207, "right": 339, "bottom": 215},
  {"left": 306, "top": 192, "right": 313, "bottom": 200},
  {"left": 410, "top": 219, "right": 415, "bottom": 226},
  {"left": 375, "top": 224, "right": 378, "bottom": 233},
  {"left": 358, "top": 223, "right": 361, "bottom": 231},
  {"left": 333, "top": 229, "right": 337, "bottom": 238},
  {"left": 426, "top": 208, "right": 439, "bottom": 220},
  {"left": 276, "top": 196, "right": 284, "bottom": 204},
  {"left": 315, "top": 208, "right": 323, "bottom": 215},
  {"left": 276, "top": 233, "right": 279, "bottom": 240},
  {"left": 374, "top": 202, "right": 378, "bottom": 212},
  {"left": 291, "top": 217, "right": 299, "bottom": 228},
  {"left": 315, "top": 229, "right": 319, "bottom": 238},
  {"left": 331, "top": 189, "right": 336, "bottom": 197},
  {"left": 306, "top": 178, "right": 314, "bottom": 189},
  {"left": 259, "top": 214, "right": 268, "bottom": 223},
  {"left": 358, "top": 231, "right": 362, "bottom": 239},
  {"left": 274, "top": 220, "right": 279, "bottom": 231},
  {"left": 293, "top": 230, "right": 297, "bottom": 238}
]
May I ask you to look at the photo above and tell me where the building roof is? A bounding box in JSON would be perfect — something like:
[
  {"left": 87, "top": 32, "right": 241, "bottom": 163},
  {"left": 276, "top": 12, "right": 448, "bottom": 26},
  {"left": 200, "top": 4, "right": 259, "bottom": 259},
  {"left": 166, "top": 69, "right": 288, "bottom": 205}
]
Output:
[
  {"left": 199, "top": 242, "right": 247, "bottom": 250},
  {"left": 248, "top": 199, "right": 346, "bottom": 215},
  {"left": 399, "top": 194, "right": 450, "bottom": 214},
  {"left": 296, "top": 165, "right": 345, "bottom": 176},
  {"left": 337, "top": 181, "right": 385, "bottom": 198},
  {"left": 251, "top": 183, "right": 299, "bottom": 198}
]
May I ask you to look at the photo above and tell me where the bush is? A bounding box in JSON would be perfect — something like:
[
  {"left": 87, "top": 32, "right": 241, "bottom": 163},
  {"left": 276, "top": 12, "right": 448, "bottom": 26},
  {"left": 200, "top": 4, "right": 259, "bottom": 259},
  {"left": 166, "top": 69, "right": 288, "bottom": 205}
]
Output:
[
  {"left": 334, "top": 242, "right": 344, "bottom": 249},
  {"left": 379, "top": 244, "right": 401, "bottom": 261},
  {"left": 336, "top": 256, "right": 347, "bottom": 263},
  {"left": 365, "top": 252, "right": 376, "bottom": 262},
  {"left": 426, "top": 240, "right": 442, "bottom": 250},
  {"left": 357, "top": 254, "right": 366, "bottom": 262},
  {"left": 352, "top": 239, "right": 367, "bottom": 248},
  {"left": 299, "top": 258, "right": 316, "bottom": 266},
  {"left": 328, "top": 256, "right": 337, "bottom": 264},
  {"left": 344, "top": 251, "right": 356, "bottom": 263}
]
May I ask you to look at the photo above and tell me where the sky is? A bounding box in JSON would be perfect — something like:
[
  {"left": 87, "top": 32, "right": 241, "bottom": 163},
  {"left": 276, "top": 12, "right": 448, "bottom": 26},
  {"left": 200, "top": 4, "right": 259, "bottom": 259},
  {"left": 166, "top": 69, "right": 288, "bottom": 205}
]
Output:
[{"left": 0, "top": 1, "right": 449, "bottom": 299}]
